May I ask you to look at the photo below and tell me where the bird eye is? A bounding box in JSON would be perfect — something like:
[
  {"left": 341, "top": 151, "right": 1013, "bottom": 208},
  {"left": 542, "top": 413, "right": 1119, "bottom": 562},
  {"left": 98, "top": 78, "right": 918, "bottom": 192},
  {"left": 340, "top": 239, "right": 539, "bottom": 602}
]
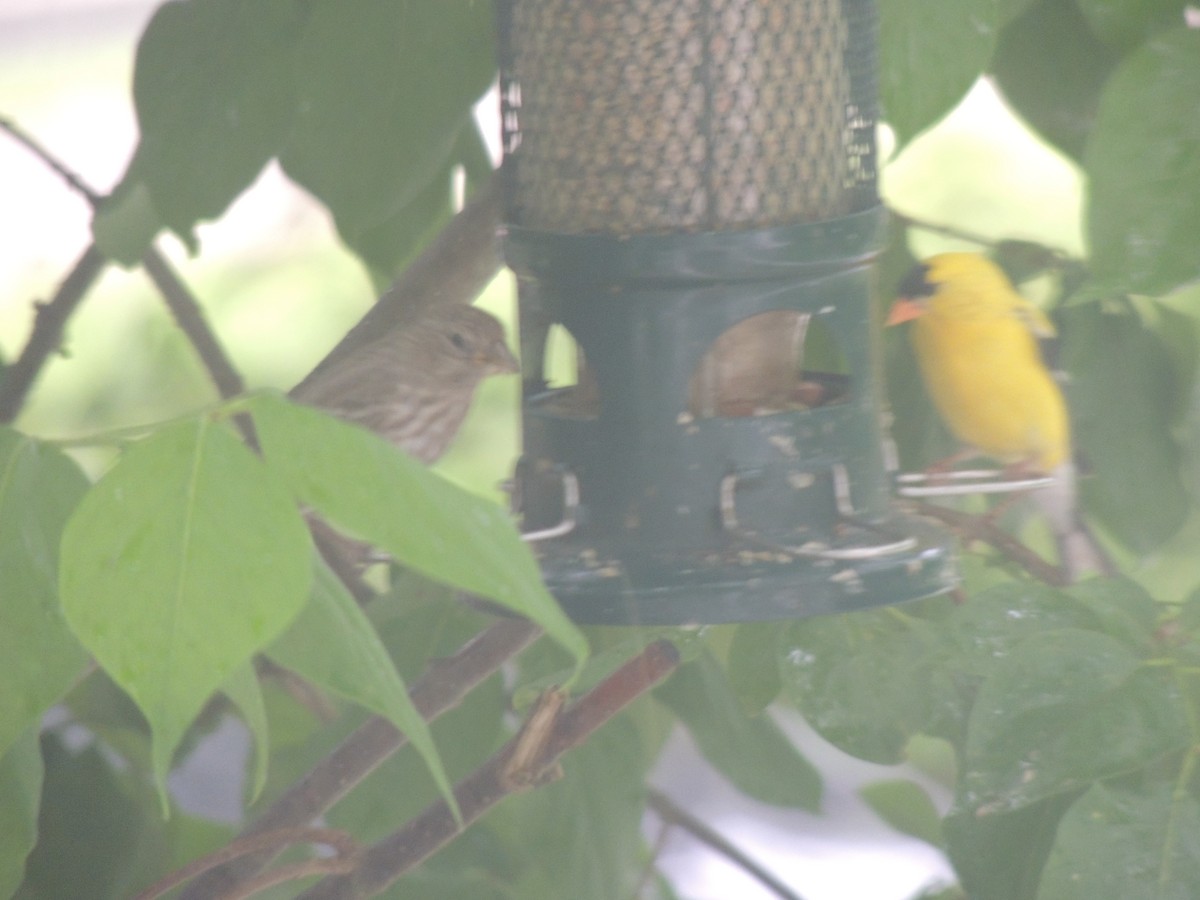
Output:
[{"left": 449, "top": 331, "right": 469, "bottom": 352}]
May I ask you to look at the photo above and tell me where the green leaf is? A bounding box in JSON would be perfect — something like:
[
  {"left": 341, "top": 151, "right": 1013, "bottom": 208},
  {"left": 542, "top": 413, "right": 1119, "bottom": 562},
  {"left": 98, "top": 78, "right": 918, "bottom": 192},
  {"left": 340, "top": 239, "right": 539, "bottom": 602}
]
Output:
[
  {"left": 1060, "top": 303, "right": 1186, "bottom": 552},
  {"left": 1038, "top": 781, "right": 1200, "bottom": 900},
  {"left": 0, "top": 429, "right": 90, "bottom": 760},
  {"left": 18, "top": 733, "right": 156, "bottom": 899},
  {"left": 513, "top": 626, "right": 701, "bottom": 713},
  {"left": 859, "top": 778, "right": 945, "bottom": 848},
  {"left": 490, "top": 715, "right": 647, "bottom": 900},
  {"left": 1084, "top": 29, "right": 1200, "bottom": 296},
  {"left": 780, "top": 606, "right": 952, "bottom": 762},
  {"left": 94, "top": 0, "right": 306, "bottom": 261},
  {"left": 248, "top": 392, "right": 588, "bottom": 670},
  {"left": 0, "top": 729, "right": 42, "bottom": 898},
  {"left": 91, "top": 183, "right": 163, "bottom": 267},
  {"left": 879, "top": 0, "right": 1003, "bottom": 144},
  {"left": 1064, "top": 576, "right": 1159, "bottom": 649},
  {"left": 656, "top": 653, "right": 821, "bottom": 811},
  {"left": 944, "top": 793, "right": 1077, "bottom": 900},
  {"left": 726, "top": 622, "right": 785, "bottom": 716},
  {"left": 219, "top": 664, "right": 269, "bottom": 805},
  {"left": 327, "top": 670, "right": 503, "bottom": 843},
  {"left": 939, "top": 581, "right": 1107, "bottom": 704},
  {"left": 961, "top": 629, "right": 1190, "bottom": 814},
  {"left": 279, "top": 0, "right": 494, "bottom": 247},
  {"left": 267, "top": 558, "right": 458, "bottom": 820},
  {"left": 1074, "top": 0, "right": 1190, "bottom": 49},
  {"left": 991, "top": 0, "right": 1118, "bottom": 161},
  {"left": 363, "top": 868, "right": 511, "bottom": 900},
  {"left": 60, "top": 419, "right": 312, "bottom": 804},
  {"left": 370, "top": 570, "right": 497, "bottom": 680},
  {"left": 350, "top": 122, "right": 492, "bottom": 285}
]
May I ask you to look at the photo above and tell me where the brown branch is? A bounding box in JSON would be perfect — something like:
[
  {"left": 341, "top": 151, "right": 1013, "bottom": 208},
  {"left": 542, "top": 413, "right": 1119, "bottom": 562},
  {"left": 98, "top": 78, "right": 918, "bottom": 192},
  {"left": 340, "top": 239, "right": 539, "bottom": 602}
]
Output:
[
  {"left": 912, "top": 500, "right": 1068, "bottom": 587},
  {"left": 0, "top": 243, "right": 107, "bottom": 423},
  {"left": 297, "top": 640, "right": 681, "bottom": 899},
  {"left": 646, "top": 787, "right": 808, "bottom": 900},
  {"left": 141, "top": 249, "right": 246, "bottom": 400},
  {"left": 0, "top": 118, "right": 109, "bottom": 424},
  {"left": 2, "top": 116, "right": 245, "bottom": 404},
  {"left": 215, "top": 855, "right": 355, "bottom": 900},
  {"left": 133, "top": 827, "right": 359, "bottom": 900},
  {"left": 0, "top": 118, "right": 253, "bottom": 424},
  {"left": 0, "top": 119, "right": 111, "bottom": 424},
  {"left": 178, "top": 616, "right": 542, "bottom": 900}
]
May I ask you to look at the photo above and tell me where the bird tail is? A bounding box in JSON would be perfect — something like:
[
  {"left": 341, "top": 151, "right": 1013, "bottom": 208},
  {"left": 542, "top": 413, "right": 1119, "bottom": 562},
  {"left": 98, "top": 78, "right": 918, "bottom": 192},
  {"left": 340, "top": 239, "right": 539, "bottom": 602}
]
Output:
[
  {"left": 1054, "top": 516, "right": 1116, "bottom": 583},
  {"left": 1034, "top": 463, "right": 1116, "bottom": 583}
]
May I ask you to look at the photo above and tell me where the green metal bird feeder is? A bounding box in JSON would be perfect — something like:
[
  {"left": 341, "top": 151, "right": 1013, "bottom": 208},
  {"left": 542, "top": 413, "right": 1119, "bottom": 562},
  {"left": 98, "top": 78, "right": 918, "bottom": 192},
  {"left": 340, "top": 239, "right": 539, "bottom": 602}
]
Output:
[{"left": 499, "top": 0, "right": 956, "bottom": 625}]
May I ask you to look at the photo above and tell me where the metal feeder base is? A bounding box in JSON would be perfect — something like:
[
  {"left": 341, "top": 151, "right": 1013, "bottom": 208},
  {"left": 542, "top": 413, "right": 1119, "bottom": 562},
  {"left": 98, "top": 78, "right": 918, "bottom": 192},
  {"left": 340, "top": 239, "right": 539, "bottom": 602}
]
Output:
[{"left": 533, "top": 513, "right": 956, "bottom": 626}]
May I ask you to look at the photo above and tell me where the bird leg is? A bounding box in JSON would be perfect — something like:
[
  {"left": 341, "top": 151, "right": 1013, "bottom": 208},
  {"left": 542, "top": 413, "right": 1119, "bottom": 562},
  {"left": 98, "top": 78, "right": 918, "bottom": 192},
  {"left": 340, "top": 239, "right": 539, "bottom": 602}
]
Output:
[
  {"left": 923, "top": 448, "right": 987, "bottom": 483},
  {"left": 980, "top": 457, "right": 1047, "bottom": 523}
]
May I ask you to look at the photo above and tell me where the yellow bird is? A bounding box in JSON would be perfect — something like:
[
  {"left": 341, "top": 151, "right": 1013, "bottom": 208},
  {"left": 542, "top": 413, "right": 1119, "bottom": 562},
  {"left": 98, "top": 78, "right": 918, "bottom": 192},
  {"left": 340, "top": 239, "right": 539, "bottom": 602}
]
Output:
[{"left": 887, "top": 252, "right": 1112, "bottom": 582}]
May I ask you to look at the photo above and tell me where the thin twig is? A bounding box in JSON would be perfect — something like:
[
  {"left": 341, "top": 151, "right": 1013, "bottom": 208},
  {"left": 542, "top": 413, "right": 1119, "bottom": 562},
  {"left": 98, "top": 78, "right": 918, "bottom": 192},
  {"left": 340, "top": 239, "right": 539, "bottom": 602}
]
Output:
[
  {"left": 141, "top": 249, "right": 246, "bottom": 400},
  {"left": 912, "top": 500, "right": 1068, "bottom": 587},
  {"left": 0, "top": 115, "right": 100, "bottom": 204},
  {"left": 890, "top": 209, "right": 1076, "bottom": 275},
  {"left": 3, "top": 116, "right": 249, "bottom": 408},
  {"left": 631, "top": 814, "right": 673, "bottom": 900},
  {"left": 215, "top": 856, "right": 354, "bottom": 900},
  {"left": 646, "top": 787, "right": 808, "bottom": 900},
  {"left": 889, "top": 210, "right": 996, "bottom": 248},
  {"left": 133, "top": 827, "right": 359, "bottom": 900},
  {"left": 297, "top": 640, "right": 682, "bottom": 899},
  {"left": 0, "top": 243, "right": 107, "bottom": 423},
  {"left": 0, "top": 118, "right": 112, "bottom": 423},
  {"left": 178, "top": 617, "right": 543, "bottom": 900}
]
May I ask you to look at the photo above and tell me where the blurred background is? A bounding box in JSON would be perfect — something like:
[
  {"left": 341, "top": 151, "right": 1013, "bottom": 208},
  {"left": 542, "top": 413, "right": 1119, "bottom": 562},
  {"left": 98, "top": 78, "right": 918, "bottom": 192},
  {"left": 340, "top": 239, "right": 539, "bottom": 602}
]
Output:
[{"left": 1, "top": 2, "right": 1089, "bottom": 897}]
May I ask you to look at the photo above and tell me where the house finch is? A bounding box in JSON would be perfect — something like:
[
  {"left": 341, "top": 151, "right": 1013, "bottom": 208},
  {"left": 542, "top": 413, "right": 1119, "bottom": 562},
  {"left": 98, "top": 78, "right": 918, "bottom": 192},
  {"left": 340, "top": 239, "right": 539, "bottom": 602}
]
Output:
[{"left": 292, "top": 304, "right": 519, "bottom": 463}]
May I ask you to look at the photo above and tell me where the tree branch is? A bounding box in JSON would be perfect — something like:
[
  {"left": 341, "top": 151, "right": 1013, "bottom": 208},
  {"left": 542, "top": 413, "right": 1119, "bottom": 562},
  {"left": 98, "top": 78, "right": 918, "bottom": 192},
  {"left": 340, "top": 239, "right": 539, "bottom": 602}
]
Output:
[
  {"left": 0, "top": 242, "right": 107, "bottom": 423},
  {"left": 0, "top": 116, "right": 252, "bottom": 419},
  {"left": 141, "top": 249, "right": 246, "bottom": 400},
  {"left": 297, "top": 640, "right": 681, "bottom": 899},
  {"left": 133, "top": 827, "right": 359, "bottom": 900},
  {"left": 912, "top": 500, "right": 1068, "bottom": 587},
  {"left": 0, "top": 115, "right": 100, "bottom": 205},
  {"left": 646, "top": 787, "right": 808, "bottom": 900},
  {"left": 178, "top": 616, "right": 542, "bottom": 900},
  {"left": 888, "top": 210, "right": 995, "bottom": 249},
  {"left": 0, "top": 118, "right": 109, "bottom": 424}
]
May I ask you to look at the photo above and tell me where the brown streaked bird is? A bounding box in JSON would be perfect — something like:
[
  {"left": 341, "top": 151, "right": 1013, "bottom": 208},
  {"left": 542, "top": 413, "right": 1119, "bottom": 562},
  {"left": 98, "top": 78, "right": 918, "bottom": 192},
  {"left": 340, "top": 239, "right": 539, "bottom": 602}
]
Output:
[{"left": 291, "top": 304, "right": 519, "bottom": 463}]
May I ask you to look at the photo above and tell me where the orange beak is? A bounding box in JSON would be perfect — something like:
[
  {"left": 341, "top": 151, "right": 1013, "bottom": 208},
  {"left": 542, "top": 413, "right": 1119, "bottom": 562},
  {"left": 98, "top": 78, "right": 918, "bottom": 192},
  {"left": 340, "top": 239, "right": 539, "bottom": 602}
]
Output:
[{"left": 885, "top": 297, "right": 927, "bottom": 326}]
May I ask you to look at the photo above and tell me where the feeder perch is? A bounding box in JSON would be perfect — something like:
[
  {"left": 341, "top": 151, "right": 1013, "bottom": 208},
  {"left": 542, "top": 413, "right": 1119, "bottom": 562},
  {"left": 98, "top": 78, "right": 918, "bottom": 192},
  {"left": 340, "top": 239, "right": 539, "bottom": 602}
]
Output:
[{"left": 499, "top": 0, "right": 957, "bottom": 625}]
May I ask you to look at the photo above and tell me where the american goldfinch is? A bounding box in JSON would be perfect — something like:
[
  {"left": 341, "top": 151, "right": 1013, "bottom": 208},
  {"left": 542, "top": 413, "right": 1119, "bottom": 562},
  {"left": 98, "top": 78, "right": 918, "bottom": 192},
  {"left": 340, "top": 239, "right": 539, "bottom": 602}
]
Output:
[{"left": 887, "top": 252, "right": 1112, "bottom": 582}]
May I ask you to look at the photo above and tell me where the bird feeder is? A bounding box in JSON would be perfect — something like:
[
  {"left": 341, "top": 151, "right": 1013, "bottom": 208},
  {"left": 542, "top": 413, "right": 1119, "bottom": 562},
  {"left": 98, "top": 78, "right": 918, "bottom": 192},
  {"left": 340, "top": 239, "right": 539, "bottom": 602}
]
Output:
[{"left": 500, "top": 0, "right": 956, "bottom": 625}]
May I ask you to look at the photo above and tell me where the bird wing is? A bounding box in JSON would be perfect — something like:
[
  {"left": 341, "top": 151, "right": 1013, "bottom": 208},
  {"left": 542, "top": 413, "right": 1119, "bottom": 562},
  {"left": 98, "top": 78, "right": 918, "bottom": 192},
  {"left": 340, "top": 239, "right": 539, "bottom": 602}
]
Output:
[{"left": 1011, "top": 297, "right": 1057, "bottom": 339}]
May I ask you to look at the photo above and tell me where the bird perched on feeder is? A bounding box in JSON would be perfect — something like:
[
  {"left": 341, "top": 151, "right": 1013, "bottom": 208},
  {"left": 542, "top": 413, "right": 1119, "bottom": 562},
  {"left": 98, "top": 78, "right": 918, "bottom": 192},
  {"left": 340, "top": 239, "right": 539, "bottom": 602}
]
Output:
[
  {"left": 292, "top": 303, "right": 519, "bottom": 464},
  {"left": 886, "top": 252, "right": 1112, "bottom": 582},
  {"left": 292, "top": 303, "right": 519, "bottom": 569}
]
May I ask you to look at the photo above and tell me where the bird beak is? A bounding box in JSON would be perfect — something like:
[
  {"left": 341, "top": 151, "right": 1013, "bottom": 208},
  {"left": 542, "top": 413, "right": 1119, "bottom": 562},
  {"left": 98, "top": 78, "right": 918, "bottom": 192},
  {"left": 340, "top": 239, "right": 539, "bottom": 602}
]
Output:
[
  {"left": 481, "top": 341, "right": 520, "bottom": 375},
  {"left": 886, "top": 298, "right": 926, "bottom": 326}
]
